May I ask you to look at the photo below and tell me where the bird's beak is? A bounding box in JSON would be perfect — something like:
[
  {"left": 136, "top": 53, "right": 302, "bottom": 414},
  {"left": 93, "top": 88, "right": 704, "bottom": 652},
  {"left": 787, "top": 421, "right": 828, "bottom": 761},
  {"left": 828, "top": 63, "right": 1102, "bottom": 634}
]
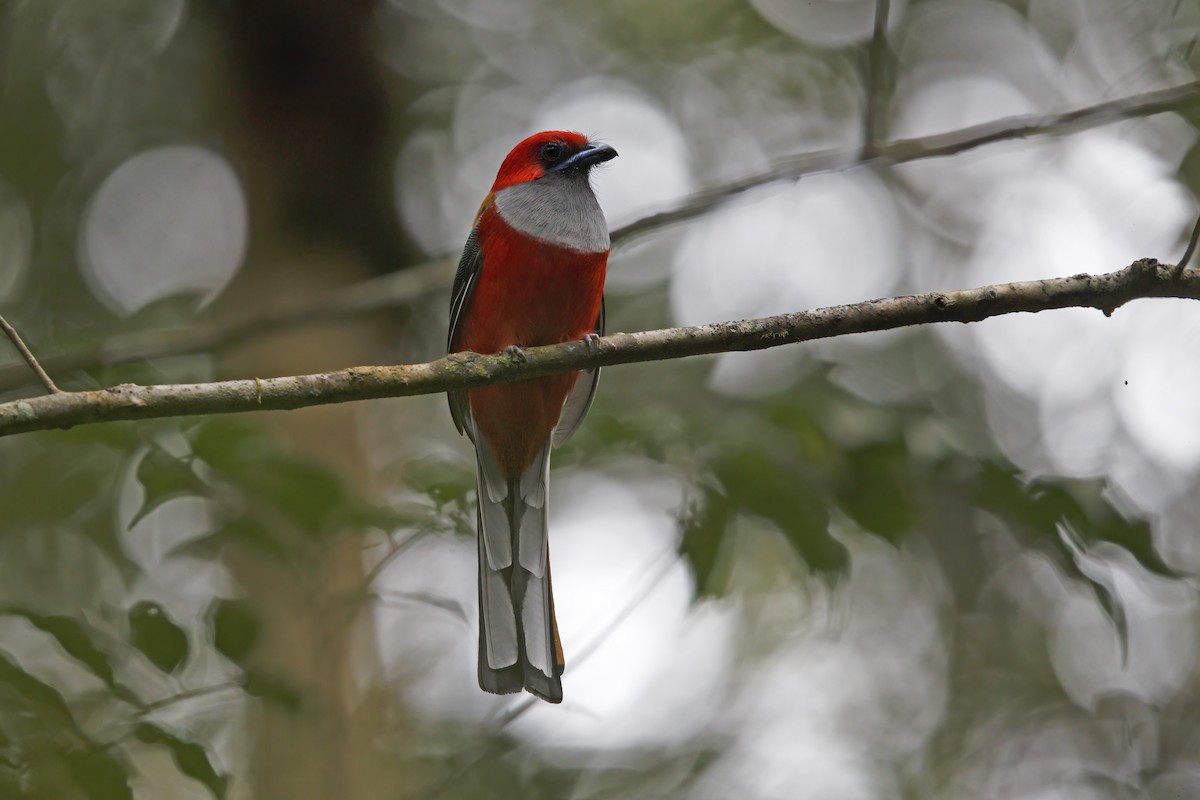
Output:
[{"left": 552, "top": 142, "right": 618, "bottom": 172}]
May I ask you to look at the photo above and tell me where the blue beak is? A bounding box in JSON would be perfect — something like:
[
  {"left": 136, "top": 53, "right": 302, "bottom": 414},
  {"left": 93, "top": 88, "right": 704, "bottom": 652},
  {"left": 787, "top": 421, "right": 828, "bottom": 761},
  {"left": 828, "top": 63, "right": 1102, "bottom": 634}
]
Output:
[{"left": 552, "top": 142, "right": 618, "bottom": 173}]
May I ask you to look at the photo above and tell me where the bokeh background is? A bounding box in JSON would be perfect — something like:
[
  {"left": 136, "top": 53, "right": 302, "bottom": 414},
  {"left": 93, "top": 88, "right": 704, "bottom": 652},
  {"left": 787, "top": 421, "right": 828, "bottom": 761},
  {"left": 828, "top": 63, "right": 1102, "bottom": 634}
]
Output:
[{"left": 1, "top": 0, "right": 1200, "bottom": 798}]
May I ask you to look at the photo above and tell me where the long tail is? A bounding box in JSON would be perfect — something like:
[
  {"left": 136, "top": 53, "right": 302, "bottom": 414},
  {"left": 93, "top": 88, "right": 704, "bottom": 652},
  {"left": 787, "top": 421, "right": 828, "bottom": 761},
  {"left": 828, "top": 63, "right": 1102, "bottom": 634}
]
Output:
[{"left": 474, "top": 436, "right": 563, "bottom": 703}]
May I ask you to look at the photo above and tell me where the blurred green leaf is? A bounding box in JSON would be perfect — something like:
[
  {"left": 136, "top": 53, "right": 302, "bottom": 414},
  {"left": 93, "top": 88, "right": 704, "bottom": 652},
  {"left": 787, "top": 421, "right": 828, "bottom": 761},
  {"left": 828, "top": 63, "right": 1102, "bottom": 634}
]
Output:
[
  {"left": 713, "top": 448, "right": 826, "bottom": 534},
  {"left": 64, "top": 746, "right": 132, "bottom": 800},
  {"left": 835, "top": 440, "right": 918, "bottom": 540},
  {"left": 1090, "top": 578, "right": 1128, "bottom": 664},
  {"left": 129, "top": 602, "right": 189, "bottom": 675},
  {"left": 191, "top": 419, "right": 377, "bottom": 539},
  {"left": 972, "top": 462, "right": 1173, "bottom": 572},
  {"left": 134, "top": 722, "right": 228, "bottom": 800},
  {"left": 130, "top": 445, "right": 207, "bottom": 528},
  {"left": 0, "top": 651, "right": 75, "bottom": 727},
  {"left": 765, "top": 400, "right": 838, "bottom": 465},
  {"left": 2, "top": 609, "right": 138, "bottom": 704},
  {"left": 0, "top": 652, "right": 139, "bottom": 795},
  {"left": 967, "top": 461, "right": 1169, "bottom": 646},
  {"left": 572, "top": 409, "right": 682, "bottom": 462},
  {"left": 679, "top": 490, "right": 733, "bottom": 597},
  {"left": 714, "top": 447, "right": 843, "bottom": 575},
  {"left": 42, "top": 423, "right": 141, "bottom": 451},
  {"left": 1, "top": 446, "right": 115, "bottom": 532},
  {"left": 242, "top": 459, "right": 348, "bottom": 537},
  {"left": 970, "top": 463, "right": 1061, "bottom": 536},
  {"left": 171, "top": 516, "right": 289, "bottom": 562},
  {"left": 401, "top": 456, "right": 473, "bottom": 507},
  {"left": 209, "top": 599, "right": 259, "bottom": 667},
  {"left": 1090, "top": 513, "right": 1168, "bottom": 578},
  {"left": 1030, "top": 481, "right": 1173, "bottom": 579},
  {"left": 0, "top": 433, "right": 141, "bottom": 574},
  {"left": 189, "top": 418, "right": 277, "bottom": 474},
  {"left": 0, "top": 764, "right": 19, "bottom": 798}
]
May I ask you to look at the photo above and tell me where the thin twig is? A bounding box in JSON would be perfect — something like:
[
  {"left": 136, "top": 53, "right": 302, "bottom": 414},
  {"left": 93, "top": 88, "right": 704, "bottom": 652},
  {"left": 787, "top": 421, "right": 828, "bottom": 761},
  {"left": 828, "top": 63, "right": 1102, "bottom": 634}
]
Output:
[
  {"left": 3, "top": 81, "right": 1198, "bottom": 396},
  {"left": 1174, "top": 213, "right": 1200, "bottom": 277},
  {"left": 364, "top": 527, "right": 434, "bottom": 587},
  {"left": 0, "top": 258, "right": 453, "bottom": 394},
  {"left": 0, "top": 259, "right": 1196, "bottom": 438},
  {"left": 862, "top": 0, "right": 893, "bottom": 155},
  {"left": 615, "top": 79, "right": 1200, "bottom": 244},
  {"left": 0, "top": 315, "right": 59, "bottom": 394},
  {"left": 375, "top": 590, "right": 469, "bottom": 624},
  {"left": 138, "top": 681, "right": 242, "bottom": 716}
]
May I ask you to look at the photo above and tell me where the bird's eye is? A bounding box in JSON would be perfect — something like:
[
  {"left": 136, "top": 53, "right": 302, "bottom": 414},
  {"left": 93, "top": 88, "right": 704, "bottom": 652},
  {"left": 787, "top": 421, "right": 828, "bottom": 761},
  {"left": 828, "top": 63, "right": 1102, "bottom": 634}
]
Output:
[{"left": 540, "top": 142, "right": 563, "bottom": 162}]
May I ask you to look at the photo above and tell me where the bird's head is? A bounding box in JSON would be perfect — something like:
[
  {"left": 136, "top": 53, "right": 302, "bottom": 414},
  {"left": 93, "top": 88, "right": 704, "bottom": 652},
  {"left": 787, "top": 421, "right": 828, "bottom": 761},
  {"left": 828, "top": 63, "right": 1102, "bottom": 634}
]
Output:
[{"left": 491, "top": 131, "right": 618, "bottom": 192}]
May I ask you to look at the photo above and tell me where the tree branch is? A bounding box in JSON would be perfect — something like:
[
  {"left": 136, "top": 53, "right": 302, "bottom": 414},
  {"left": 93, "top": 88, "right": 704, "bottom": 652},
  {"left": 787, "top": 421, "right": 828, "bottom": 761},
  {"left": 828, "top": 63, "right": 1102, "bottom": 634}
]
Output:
[
  {"left": 3, "top": 81, "right": 1198, "bottom": 396},
  {"left": 0, "top": 259, "right": 1195, "bottom": 438}
]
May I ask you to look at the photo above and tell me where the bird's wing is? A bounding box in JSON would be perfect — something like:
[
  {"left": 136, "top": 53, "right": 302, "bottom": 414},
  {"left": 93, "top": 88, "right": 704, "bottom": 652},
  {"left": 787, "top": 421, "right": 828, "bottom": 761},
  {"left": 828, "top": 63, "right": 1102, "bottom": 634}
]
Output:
[
  {"left": 448, "top": 226, "right": 483, "bottom": 438},
  {"left": 552, "top": 296, "right": 604, "bottom": 447}
]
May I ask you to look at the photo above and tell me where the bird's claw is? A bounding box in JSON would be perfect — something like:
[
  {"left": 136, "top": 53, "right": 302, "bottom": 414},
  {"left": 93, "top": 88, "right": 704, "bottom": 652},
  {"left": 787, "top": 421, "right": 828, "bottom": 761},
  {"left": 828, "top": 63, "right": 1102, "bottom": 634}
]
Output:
[
  {"left": 502, "top": 344, "right": 527, "bottom": 363},
  {"left": 582, "top": 332, "right": 601, "bottom": 356}
]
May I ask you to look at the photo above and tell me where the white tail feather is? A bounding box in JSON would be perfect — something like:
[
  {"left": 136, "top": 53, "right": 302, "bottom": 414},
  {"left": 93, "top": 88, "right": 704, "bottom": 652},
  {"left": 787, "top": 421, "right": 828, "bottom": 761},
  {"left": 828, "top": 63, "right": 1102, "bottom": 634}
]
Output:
[
  {"left": 518, "top": 449, "right": 550, "bottom": 577},
  {"left": 474, "top": 425, "right": 513, "bottom": 571},
  {"left": 521, "top": 569, "right": 554, "bottom": 677},
  {"left": 478, "top": 530, "right": 518, "bottom": 669},
  {"left": 520, "top": 445, "right": 549, "bottom": 508},
  {"left": 478, "top": 473, "right": 512, "bottom": 570},
  {"left": 473, "top": 423, "right": 508, "bottom": 503}
]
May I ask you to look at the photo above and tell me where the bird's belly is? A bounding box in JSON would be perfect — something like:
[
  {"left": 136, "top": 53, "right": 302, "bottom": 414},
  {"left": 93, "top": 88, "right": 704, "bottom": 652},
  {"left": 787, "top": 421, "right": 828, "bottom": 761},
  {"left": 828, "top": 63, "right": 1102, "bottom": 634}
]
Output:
[
  {"left": 458, "top": 229, "right": 606, "bottom": 478},
  {"left": 469, "top": 375, "right": 579, "bottom": 477}
]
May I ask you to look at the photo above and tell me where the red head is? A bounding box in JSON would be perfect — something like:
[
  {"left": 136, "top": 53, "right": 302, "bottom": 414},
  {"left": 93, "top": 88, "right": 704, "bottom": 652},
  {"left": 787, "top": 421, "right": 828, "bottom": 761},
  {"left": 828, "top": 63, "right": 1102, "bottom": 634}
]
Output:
[{"left": 491, "top": 131, "right": 618, "bottom": 192}]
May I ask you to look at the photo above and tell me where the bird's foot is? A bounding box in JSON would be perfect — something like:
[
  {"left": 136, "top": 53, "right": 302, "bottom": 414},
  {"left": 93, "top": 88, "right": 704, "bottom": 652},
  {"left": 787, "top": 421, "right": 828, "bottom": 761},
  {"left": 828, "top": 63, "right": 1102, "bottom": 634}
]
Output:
[
  {"left": 581, "top": 332, "right": 601, "bottom": 356},
  {"left": 502, "top": 344, "right": 527, "bottom": 363}
]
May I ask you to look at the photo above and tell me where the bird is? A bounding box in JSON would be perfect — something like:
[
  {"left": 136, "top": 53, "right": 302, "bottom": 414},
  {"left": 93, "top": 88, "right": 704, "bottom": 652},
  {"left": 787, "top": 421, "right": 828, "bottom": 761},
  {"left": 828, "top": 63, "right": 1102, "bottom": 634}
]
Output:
[{"left": 448, "top": 131, "right": 617, "bottom": 703}]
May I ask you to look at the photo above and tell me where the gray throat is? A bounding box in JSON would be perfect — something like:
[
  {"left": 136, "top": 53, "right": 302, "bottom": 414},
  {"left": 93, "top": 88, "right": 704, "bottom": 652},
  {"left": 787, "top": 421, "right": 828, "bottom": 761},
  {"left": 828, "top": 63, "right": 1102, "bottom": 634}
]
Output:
[{"left": 494, "top": 173, "right": 609, "bottom": 253}]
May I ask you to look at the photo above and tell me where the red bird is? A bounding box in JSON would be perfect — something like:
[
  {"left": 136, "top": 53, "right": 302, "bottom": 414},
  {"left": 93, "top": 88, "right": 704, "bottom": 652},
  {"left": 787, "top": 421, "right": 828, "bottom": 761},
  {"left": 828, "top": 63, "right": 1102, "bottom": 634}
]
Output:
[{"left": 448, "top": 131, "right": 616, "bottom": 703}]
